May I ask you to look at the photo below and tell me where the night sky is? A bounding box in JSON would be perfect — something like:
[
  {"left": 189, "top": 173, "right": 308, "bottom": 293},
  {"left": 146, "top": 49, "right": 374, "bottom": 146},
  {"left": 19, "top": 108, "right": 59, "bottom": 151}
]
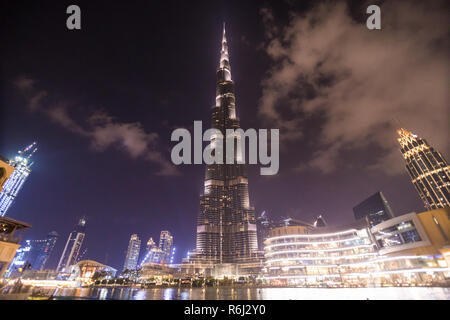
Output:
[{"left": 1, "top": 0, "right": 448, "bottom": 270}]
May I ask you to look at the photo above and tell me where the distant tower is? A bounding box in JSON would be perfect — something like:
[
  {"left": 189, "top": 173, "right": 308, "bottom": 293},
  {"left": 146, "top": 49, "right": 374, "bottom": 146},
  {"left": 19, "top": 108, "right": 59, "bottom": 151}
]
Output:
[
  {"left": 8, "top": 231, "right": 58, "bottom": 273},
  {"left": 158, "top": 231, "right": 173, "bottom": 264},
  {"left": 6, "top": 240, "right": 32, "bottom": 276},
  {"left": 123, "top": 234, "right": 141, "bottom": 271},
  {"left": 0, "top": 142, "right": 38, "bottom": 217},
  {"left": 313, "top": 215, "right": 327, "bottom": 228},
  {"left": 28, "top": 231, "right": 59, "bottom": 271},
  {"left": 36, "top": 231, "right": 59, "bottom": 270},
  {"left": 353, "top": 192, "right": 395, "bottom": 227},
  {"left": 146, "top": 237, "right": 156, "bottom": 250},
  {"left": 256, "top": 211, "right": 273, "bottom": 251},
  {"left": 57, "top": 217, "right": 86, "bottom": 272},
  {"left": 397, "top": 128, "right": 450, "bottom": 210},
  {"left": 139, "top": 237, "right": 157, "bottom": 266}
]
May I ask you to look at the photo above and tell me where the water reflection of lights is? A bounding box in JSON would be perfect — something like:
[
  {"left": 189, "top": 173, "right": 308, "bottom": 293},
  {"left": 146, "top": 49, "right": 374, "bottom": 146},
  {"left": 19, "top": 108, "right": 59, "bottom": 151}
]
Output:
[
  {"left": 180, "top": 290, "right": 190, "bottom": 300},
  {"left": 260, "top": 287, "right": 450, "bottom": 300},
  {"left": 163, "top": 288, "right": 175, "bottom": 300},
  {"left": 134, "top": 290, "right": 147, "bottom": 300},
  {"left": 99, "top": 288, "right": 108, "bottom": 300},
  {"left": 51, "top": 287, "right": 450, "bottom": 300}
]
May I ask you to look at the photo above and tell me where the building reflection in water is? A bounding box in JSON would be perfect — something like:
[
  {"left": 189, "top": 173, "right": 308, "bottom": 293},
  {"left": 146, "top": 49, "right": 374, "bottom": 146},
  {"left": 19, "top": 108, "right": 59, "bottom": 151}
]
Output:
[{"left": 51, "top": 286, "right": 450, "bottom": 300}]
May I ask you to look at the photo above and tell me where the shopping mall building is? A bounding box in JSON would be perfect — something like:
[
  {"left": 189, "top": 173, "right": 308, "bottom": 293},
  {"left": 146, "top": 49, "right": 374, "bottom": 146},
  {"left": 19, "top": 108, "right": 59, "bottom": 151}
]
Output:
[{"left": 260, "top": 208, "right": 450, "bottom": 287}]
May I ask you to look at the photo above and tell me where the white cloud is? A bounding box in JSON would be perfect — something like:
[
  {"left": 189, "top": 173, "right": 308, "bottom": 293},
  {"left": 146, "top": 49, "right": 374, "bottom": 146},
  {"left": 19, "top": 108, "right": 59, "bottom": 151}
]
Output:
[
  {"left": 14, "top": 76, "right": 179, "bottom": 176},
  {"left": 259, "top": 1, "right": 450, "bottom": 175}
]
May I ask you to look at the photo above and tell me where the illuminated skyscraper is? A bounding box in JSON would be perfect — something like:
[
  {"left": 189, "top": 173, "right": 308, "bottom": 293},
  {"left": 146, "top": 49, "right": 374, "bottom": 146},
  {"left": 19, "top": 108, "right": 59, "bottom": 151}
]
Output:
[
  {"left": 0, "top": 142, "right": 37, "bottom": 217},
  {"left": 397, "top": 128, "right": 450, "bottom": 210},
  {"left": 6, "top": 240, "right": 32, "bottom": 276},
  {"left": 144, "top": 237, "right": 156, "bottom": 259},
  {"left": 140, "top": 237, "right": 157, "bottom": 266},
  {"left": 123, "top": 234, "right": 141, "bottom": 271},
  {"left": 57, "top": 217, "right": 86, "bottom": 272},
  {"left": 7, "top": 231, "right": 58, "bottom": 274},
  {"left": 140, "top": 232, "right": 174, "bottom": 265},
  {"left": 159, "top": 230, "right": 173, "bottom": 264},
  {"left": 191, "top": 25, "right": 258, "bottom": 264},
  {"left": 32, "top": 231, "right": 58, "bottom": 270}
]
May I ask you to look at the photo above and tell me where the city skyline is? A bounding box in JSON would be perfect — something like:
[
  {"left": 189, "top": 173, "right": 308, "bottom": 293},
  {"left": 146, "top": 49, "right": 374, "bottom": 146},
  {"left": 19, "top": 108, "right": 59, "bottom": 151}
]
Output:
[{"left": 1, "top": 0, "right": 448, "bottom": 272}]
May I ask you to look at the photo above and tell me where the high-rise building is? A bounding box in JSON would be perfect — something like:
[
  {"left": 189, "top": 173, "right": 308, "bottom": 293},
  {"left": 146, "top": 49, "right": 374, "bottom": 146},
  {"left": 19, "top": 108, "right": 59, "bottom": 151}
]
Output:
[
  {"left": 190, "top": 25, "right": 259, "bottom": 266},
  {"left": 123, "top": 234, "right": 141, "bottom": 271},
  {"left": 159, "top": 230, "right": 173, "bottom": 264},
  {"left": 140, "top": 237, "right": 157, "bottom": 266},
  {"left": 146, "top": 237, "right": 156, "bottom": 251},
  {"left": 0, "top": 216, "right": 31, "bottom": 277},
  {"left": 7, "top": 232, "right": 58, "bottom": 276},
  {"left": 397, "top": 128, "right": 450, "bottom": 210},
  {"left": 5, "top": 239, "right": 32, "bottom": 276},
  {"left": 0, "top": 142, "right": 37, "bottom": 217},
  {"left": 353, "top": 191, "right": 395, "bottom": 227},
  {"left": 76, "top": 247, "right": 88, "bottom": 263},
  {"left": 57, "top": 217, "right": 86, "bottom": 272},
  {"left": 27, "top": 231, "right": 59, "bottom": 271},
  {"left": 256, "top": 211, "right": 274, "bottom": 251},
  {"left": 140, "top": 232, "right": 174, "bottom": 266},
  {"left": 0, "top": 155, "right": 15, "bottom": 194}
]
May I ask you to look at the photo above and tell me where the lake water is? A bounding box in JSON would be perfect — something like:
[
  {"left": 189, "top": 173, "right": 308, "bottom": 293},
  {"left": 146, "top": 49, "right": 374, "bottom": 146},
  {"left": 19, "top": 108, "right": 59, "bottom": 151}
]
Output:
[{"left": 51, "top": 286, "right": 450, "bottom": 300}]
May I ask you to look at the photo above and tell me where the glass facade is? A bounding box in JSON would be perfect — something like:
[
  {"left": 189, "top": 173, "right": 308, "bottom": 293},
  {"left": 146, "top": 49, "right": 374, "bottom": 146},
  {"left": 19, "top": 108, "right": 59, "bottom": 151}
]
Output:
[
  {"left": 0, "top": 142, "right": 37, "bottom": 217},
  {"left": 123, "top": 234, "right": 141, "bottom": 271},
  {"left": 353, "top": 191, "right": 395, "bottom": 227},
  {"left": 261, "top": 215, "right": 450, "bottom": 287},
  {"left": 6, "top": 231, "right": 58, "bottom": 275}
]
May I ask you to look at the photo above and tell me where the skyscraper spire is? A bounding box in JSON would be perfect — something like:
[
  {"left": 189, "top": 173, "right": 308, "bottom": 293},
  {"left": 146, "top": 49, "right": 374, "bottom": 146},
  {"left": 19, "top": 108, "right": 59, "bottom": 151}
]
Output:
[{"left": 220, "top": 22, "right": 231, "bottom": 72}]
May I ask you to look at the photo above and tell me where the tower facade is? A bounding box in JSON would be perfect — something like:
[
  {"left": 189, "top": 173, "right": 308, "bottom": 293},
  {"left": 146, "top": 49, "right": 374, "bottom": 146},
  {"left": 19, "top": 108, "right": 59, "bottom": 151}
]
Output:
[
  {"left": 159, "top": 230, "right": 173, "bottom": 264},
  {"left": 397, "top": 128, "right": 450, "bottom": 210},
  {"left": 57, "top": 217, "right": 86, "bottom": 272},
  {"left": 0, "top": 142, "right": 37, "bottom": 217},
  {"left": 123, "top": 234, "right": 141, "bottom": 271},
  {"left": 192, "top": 25, "right": 258, "bottom": 264}
]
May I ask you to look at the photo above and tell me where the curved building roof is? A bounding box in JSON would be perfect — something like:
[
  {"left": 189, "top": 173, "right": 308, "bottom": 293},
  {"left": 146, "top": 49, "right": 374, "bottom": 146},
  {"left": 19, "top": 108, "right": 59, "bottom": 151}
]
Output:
[{"left": 75, "top": 259, "right": 117, "bottom": 272}]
